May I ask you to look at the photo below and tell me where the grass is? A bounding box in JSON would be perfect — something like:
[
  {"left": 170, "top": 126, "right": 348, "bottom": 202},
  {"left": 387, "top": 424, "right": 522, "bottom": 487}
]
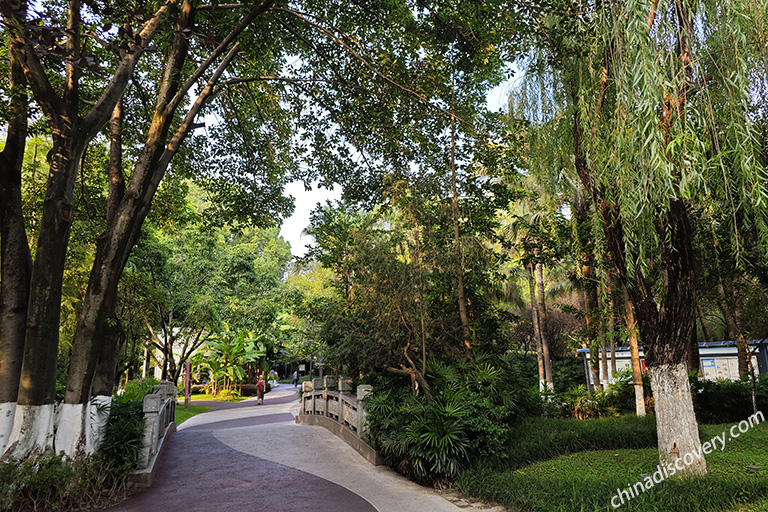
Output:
[
  {"left": 499, "top": 415, "right": 658, "bottom": 470},
  {"left": 174, "top": 404, "right": 210, "bottom": 425},
  {"left": 458, "top": 419, "right": 768, "bottom": 512},
  {"left": 177, "top": 393, "right": 246, "bottom": 402}
]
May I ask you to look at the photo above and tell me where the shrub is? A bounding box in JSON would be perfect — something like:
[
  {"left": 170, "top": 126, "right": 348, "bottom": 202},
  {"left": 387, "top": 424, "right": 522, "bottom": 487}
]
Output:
[
  {"left": 0, "top": 452, "right": 132, "bottom": 511},
  {"left": 692, "top": 374, "right": 768, "bottom": 424},
  {"left": 499, "top": 353, "right": 586, "bottom": 394},
  {"left": 116, "top": 376, "right": 160, "bottom": 404},
  {"left": 99, "top": 399, "right": 146, "bottom": 472},
  {"left": 363, "top": 358, "right": 539, "bottom": 486}
]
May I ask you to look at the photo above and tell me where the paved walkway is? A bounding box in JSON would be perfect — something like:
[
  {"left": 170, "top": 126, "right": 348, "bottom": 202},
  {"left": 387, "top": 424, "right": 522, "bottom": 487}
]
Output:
[{"left": 104, "top": 385, "right": 501, "bottom": 512}]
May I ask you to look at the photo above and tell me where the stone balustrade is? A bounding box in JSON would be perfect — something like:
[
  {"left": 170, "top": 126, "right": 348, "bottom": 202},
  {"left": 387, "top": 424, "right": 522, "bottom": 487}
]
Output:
[
  {"left": 296, "top": 377, "right": 382, "bottom": 465},
  {"left": 132, "top": 381, "right": 177, "bottom": 485}
]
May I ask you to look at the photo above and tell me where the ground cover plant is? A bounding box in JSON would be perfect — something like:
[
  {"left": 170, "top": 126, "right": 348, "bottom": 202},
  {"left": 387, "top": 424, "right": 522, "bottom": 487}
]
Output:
[{"left": 457, "top": 421, "right": 768, "bottom": 512}]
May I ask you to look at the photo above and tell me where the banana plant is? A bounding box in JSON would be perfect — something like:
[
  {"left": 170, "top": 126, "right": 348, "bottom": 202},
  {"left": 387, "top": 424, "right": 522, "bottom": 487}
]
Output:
[{"left": 192, "top": 326, "right": 266, "bottom": 396}]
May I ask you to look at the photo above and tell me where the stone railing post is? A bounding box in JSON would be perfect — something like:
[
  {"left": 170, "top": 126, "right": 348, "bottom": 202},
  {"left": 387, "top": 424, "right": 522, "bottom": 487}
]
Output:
[
  {"left": 138, "top": 393, "right": 161, "bottom": 469},
  {"left": 356, "top": 385, "right": 373, "bottom": 436},
  {"left": 338, "top": 378, "right": 353, "bottom": 394},
  {"left": 323, "top": 376, "right": 337, "bottom": 390}
]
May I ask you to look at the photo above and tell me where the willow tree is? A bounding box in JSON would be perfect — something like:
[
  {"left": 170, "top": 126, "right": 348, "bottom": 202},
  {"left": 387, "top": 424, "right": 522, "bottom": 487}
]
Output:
[
  {"left": 585, "top": 0, "right": 767, "bottom": 476},
  {"left": 514, "top": 0, "right": 767, "bottom": 477}
]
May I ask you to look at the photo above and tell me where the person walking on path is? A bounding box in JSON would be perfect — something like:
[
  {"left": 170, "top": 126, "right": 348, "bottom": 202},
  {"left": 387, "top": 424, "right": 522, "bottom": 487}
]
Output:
[
  {"left": 292, "top": 370, "right": 299, "bottom": 387},
  {"left": 256, "top": 375, "right": 265, "bottom": 405}
]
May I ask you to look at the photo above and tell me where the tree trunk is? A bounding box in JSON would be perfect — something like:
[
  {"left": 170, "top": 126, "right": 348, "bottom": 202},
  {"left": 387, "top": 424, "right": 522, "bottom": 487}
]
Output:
[
  {"left": 589, "top": 342, "right": 602, "bottom": 391},
  {"left": 59, "top": 101, "right": 130, "bottom": 456},
  {"left": 599, "top": 288, "right": 609, "bottom": 386},
  {"left": 688, "top": 325, "right": 702, "bottom": 376},
  {"left": 649, "top": 362, "right": 706, "bottom": 475},
  {"left": 732, "top": 286, "right": 749, "bottom": 378},
  {"left": 5, "top": 134, "right": 87, "bottom": 460},
  {"left": 527, "top": 263, "right": 546, "bottom": 391},
  {"left": 636, "top": 200, "right": 704, "bottom": 477},
  {"left": 0, "top": 23, "right": 31, "bottom": 454},
  {"left": 695, "top": 294, "right": 713, "bottom": 344},
  {"left": 570, "top": 0, "right": 703, "bottom": 475},
  {"left": 609, "top": 283, "right": 618, "bottom": 377},
  {"left": 535, "top": 262, "right": 554, "bottom": 390},
  {"left": 62, "top": 3, "right": 256, "bottom": 455},
  {"left": 622, "top": 285, "right": 646, "bottom": 416},
  {"left": 450, "top": 111, "right": 472, "bottom": 359},
  {"left": 716, "top": 281, "right": 748, "bottom": 377}
]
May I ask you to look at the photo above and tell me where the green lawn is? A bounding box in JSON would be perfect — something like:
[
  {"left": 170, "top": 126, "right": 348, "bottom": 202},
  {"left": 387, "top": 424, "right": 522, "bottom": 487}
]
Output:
[
  {"left": 177, "top": 393, "right": 247, "bottom": 402},
  {"left": 174, "top": 404, "right": 210, "bottom": 425},
  {"left": 458, "top": 420, "right": 768, "bottom": 512}
]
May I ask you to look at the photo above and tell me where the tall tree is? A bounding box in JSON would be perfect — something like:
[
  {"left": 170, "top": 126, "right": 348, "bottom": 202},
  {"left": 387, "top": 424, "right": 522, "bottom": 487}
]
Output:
[
  {"left": 513, "top": 0, "right": 767, "bottom": 476},
  {"left": 1, "top": 0, "right": 171, "bottom": 459},
  {"left": 0, "top": 8, "right": 31, "bottom": 454}
]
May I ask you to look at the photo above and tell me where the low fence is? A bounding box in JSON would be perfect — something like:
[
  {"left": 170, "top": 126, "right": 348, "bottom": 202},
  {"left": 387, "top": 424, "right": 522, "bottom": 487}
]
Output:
[
  {"left": 130, "top": 381, "right": 177, "bottom": 486},
  {"left": 296, "top": 376, "right": 382, "bottom": 465}
]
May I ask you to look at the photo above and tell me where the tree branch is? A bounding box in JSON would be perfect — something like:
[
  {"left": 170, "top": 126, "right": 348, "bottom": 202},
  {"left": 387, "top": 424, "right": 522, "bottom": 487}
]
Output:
[
  {"left": 166, "top": 0, "right": 274, "bottom": 116},
  {"left": 82, "top": 1, "right": 175, "bottom": 138}
]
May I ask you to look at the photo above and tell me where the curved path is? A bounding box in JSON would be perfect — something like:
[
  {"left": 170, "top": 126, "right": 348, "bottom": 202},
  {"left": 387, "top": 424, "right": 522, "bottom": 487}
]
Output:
[{"left": 104, "top": 386, "right": 499, "bottom": 512}]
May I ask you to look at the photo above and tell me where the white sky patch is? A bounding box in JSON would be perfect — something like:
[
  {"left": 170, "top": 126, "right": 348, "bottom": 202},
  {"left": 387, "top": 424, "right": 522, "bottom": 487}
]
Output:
[{"left": 279, "top": 181, "right": 342, "bottom": 257}]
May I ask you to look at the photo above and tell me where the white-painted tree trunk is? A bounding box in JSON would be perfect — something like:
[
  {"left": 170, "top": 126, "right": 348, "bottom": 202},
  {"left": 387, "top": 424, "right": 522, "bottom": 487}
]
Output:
[
  {"left": 2, "top": 404, "right": 54, "bottom": 460},
  {"left": 0, "top": 402, "right": 17, "bottom": 454},
  {"left": 87, "top": 395, "right": 112, "bottom": 454},
  {"left": 648, "top": 362, "right": 706, "bottom": 477},
  {"left": 55, "top": 403, "right": 89, "bottom": 458},
  {"left": 634, "top": 383, "right": 646, "bottom": 418}
]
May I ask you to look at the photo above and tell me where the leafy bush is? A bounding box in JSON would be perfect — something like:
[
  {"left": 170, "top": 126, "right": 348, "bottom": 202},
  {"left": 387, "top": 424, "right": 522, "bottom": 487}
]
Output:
[
  {"left": 692, "top": 374, "right": 768, "bottom": 424},
  {"left": 97, "top": 376, "right": 160, "bottom": 471},
  {"left": 0, "top": 452, "right": 131, "bottom": 511},
  {"left": 499, "top": 353, "right": 586, "bottom": 394},
  {"left": 116, "top": 376, "right": 160, "bottom": 404},
  {"left": 363, "top": 359, "right": 538, "bottom": 486},
  {"left": 99, "top": 399, "right": 146, "bottom": 472}
]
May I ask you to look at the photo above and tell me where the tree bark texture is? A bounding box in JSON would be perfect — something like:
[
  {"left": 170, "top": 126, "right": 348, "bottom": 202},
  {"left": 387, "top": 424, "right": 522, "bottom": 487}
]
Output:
[
  {"left": 599, "top": 290, "right": 609, "bottom": 386},
  {"left": 696, "top": 299, "right": 713, "bottom": 344},
  {"left": 0, "top": 20, "right": 31, "bottom": 454},
  {"left": 589, "top": 342, "right": 602, "bottom": 391},
  {"left": 0, "top": 20, "right": 30, "bottom": 406},
  {"left": 649, "top": 362, "right": 707, "bottom": 476},
  {"left": 450, "top": 116, "right": 472, "bottom": 359},
  {"left": 716, "top": 281, "right": 749, "bottom": 377}
]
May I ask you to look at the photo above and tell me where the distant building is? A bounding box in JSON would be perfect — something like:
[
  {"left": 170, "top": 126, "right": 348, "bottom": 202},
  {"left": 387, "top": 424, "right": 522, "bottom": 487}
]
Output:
[{"left": 578, "top": 340, "right": 768, "bottom": 390}]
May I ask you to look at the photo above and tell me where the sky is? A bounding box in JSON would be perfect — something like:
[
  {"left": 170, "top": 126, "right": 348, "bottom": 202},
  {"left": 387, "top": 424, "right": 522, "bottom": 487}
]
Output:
[
  {"left": 278, "top": 82, "right": 512, "bottom": 258},
  {"left": 279, "top": 181, "right": 341, "bottom": 257}
]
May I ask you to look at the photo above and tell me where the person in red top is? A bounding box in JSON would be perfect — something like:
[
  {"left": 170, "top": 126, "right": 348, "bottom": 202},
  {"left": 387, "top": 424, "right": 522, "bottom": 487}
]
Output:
[{"left": 256, "top": 375, "right": 265, "bottom": 405}]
